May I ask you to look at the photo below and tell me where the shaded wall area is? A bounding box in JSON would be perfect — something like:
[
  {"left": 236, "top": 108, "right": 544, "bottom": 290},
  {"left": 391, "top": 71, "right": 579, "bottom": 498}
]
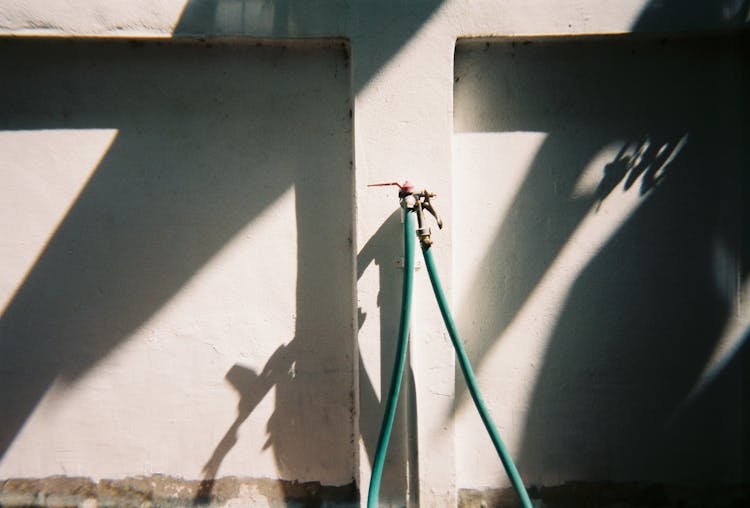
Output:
[
  {"left": 453, "top": 32, "right": 748, "bottom": 489},
  {"left": 0, "top": 37, "right": 355, "bottom": 490},
  {"left": 173, "top": 0, "right": 445, "bottom": 94}
]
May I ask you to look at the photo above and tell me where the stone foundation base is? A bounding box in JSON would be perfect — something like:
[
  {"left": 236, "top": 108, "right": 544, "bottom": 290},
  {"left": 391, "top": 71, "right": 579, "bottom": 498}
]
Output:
[
  {"left": 459, "top": 482, "right": 749, "bottom": 508},
  {"left": 0, "top": 475, "right": 358, "bottom": 507}
]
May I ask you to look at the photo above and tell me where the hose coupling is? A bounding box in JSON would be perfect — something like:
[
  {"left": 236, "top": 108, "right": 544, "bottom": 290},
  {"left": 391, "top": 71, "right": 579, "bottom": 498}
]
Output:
[{"left": 412, "top": 190, "right": 443, "bottom": 248}]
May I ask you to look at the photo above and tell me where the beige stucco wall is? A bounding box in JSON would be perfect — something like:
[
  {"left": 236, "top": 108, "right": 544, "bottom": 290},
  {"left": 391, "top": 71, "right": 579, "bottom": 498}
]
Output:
[
  {"left": 453, "top": 33, "right": 747, "bottom": 489},
  {"left": 0, "top": 37, "right": 354, "bottom": 487},
  {"left": 0, "top": 1, "right": 747, "bottom": 506}
]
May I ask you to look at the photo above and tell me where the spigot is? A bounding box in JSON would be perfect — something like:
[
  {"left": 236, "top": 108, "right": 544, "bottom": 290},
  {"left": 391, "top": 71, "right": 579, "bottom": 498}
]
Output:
[
  {"left": 418, "top": 191, "right": 443, "bottom": 230},
  {"left": 368, "top": 181, "right": 444, "bottom": 248}
]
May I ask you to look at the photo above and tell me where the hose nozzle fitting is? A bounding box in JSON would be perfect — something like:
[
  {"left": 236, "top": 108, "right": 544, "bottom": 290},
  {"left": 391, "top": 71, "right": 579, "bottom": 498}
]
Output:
[{"left": 413, "top": 190, "right": 442, "bottom": 248}]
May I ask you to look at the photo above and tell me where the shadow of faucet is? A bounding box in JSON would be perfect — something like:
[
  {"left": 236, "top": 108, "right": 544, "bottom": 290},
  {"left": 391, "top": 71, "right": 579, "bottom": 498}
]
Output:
[{"left": 196, "top": 343, "right": 295, "bottom": 503}]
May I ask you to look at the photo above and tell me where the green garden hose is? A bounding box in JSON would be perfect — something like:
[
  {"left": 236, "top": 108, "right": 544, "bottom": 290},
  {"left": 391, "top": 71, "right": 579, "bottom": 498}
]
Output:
[
  {"left": 366, "top": 185, "right": 531, "bottom": 508},
  {"left": 367, "top": 208, "right": 415, "bottom": 508},
  {"left": 422, "top": 244, "right": 532, "bottom": 508}
]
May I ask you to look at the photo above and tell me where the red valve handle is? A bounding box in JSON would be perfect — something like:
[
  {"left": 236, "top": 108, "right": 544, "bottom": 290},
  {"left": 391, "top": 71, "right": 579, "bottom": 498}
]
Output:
[{"left": 367, "top": 180, "right": 415, "bottom": 193}]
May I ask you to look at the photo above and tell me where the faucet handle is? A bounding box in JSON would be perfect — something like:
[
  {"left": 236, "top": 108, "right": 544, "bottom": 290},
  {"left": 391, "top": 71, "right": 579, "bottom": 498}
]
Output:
[{"left": 368, "top": 180, "right": 415, "bottom": 197}]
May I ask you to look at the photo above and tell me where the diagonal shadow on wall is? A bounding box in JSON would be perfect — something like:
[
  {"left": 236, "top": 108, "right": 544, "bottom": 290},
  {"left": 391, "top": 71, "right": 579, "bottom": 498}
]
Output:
[
  {"left": 0, "top": 36, "right": 354, "bottom": 492},
  {"left": 452, "top": 26, "right": 748, "bottom": 488},
  {"left": 1, "top": 1, "right": 449, "bottom": 499}
]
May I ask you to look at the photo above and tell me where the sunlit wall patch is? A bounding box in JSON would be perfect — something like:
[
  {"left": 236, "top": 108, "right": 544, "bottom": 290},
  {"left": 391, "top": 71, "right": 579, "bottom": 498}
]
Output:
[
  {"left": 573, "top": 133, "right": 689, "bottom": 206},
  {"left": 0, "top": 129, "right": 118, "bottom": 315}
]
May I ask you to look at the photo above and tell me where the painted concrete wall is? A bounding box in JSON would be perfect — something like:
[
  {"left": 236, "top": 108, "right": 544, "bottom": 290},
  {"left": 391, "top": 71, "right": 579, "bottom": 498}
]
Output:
[
  {"left": 0, "top": 38, "right": 355, "bottom": 488},
  {"left": 453, "top": 33, "right": 747, "bottom": 490},
  {"left": 0, "top": 1, "right": 747, "bottom": 507}
]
